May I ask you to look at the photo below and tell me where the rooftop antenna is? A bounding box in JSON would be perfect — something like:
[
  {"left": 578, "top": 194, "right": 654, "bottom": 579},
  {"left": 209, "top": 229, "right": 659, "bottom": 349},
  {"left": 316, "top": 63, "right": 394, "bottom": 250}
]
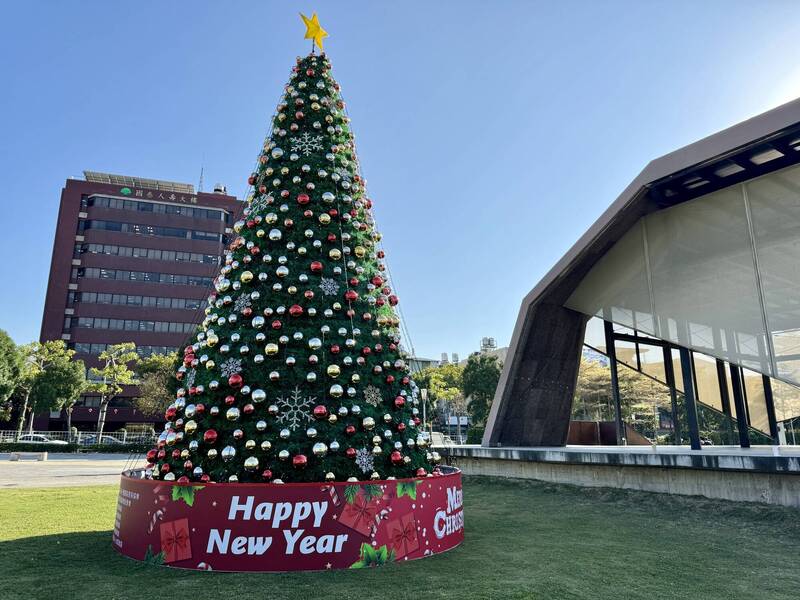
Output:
[{"left": 198, "top": 155, "right": 205, "bottom": 193}]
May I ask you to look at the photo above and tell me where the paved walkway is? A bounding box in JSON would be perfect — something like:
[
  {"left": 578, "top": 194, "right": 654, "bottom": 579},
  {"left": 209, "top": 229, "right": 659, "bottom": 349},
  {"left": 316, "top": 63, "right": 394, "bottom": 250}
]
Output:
[{"left": 0, "top": 453, "right": 147, "bottom": 488}]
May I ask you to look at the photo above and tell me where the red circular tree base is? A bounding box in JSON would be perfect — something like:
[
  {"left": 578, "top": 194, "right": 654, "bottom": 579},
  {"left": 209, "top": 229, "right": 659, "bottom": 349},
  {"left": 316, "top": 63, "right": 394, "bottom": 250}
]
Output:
[{"left": 113, "top": 467, "right": 464, "bottom": 571}]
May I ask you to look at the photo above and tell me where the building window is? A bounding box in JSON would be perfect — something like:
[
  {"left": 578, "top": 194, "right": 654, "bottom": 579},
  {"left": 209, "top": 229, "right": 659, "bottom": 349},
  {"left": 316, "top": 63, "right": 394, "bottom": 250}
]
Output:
[
  {"left": 70, "top": 342, "right": 178, "bottom": 357},
  {"left": 79, "top": 219, "right": 222, "bottom": 243},
  {"left": 86, "top": 195, "right": 225, "bottom": 221},
  {"left": 75, "top": 243, "right": 220, "bottom": 265},
  {"left": 77, "top": 267, "right": 212, "bottom": 288},
  {"left": 86, "top": 296, "right": 197, "bottom": 310},
  {"left": 71, "top": 316, "right": 195, "bottom": 334}
]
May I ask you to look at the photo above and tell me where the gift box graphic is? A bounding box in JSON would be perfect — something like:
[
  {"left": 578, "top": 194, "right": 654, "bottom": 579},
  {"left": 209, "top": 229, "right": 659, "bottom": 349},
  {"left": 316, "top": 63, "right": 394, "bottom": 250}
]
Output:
[
  {"left": 159, "top": 518, "right": 192, "bottom": 563},
  {"left": 338, "top": 493, "right": 380, "bottom": 537},
  {"left": 385, "top": 513, "right": 419, "bottom": 559}
]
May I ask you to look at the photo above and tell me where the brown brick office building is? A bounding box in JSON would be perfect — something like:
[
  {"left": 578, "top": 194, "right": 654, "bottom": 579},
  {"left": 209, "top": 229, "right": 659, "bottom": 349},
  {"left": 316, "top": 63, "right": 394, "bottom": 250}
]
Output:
[{"left": 38, "top": 171, "right": 241, "bottom": 432}]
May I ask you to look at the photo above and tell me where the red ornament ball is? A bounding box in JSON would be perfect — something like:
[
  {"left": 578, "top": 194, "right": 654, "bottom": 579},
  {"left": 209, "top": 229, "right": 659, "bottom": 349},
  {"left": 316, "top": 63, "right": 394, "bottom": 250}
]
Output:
[
  {"left": 345, "top": 425, "right": 356, "bottom": 436},
  {"left": 262, "top": 469, "right": 273, "bottom": 481},
  {"left": 203, "top": 429, "right": 218, "bottom": 444},
  {"left": 345, "top": 447, "right": 356, "bottom": 459},
  {"left": 292, "top": 454, "right": 308, "bottom": 469},
  {"left": 390, "top": 451, "right": 403, "bottom": 465},
  {"left": 394, "top": 396, "right": 405, "bottom": 408},
  {"left": 313, "top": 405, "right": 328, "bottom": 419},
  {"left": 228, "top": 373, "right": 243, "bottom": 388},
  {"left": 297, "top": 193, "right": 310, "bottom": 205},
  {"left": 289, "top": 304, "right": 304, "bottom": 317},
  {"left": 225, "top": 395, "right": 236, "bottom": 406},
  {"left": 310, "top": 261, "right": 323, "bottom": 273},
  {"left": 344, "top": 290, "right": 358, "bottom": 302},
  {"left": 415, "top": 468, "right": 428, "bottom": 477},
  {"left": 145, "top": 449, "right": 157, "bottom": 463}
]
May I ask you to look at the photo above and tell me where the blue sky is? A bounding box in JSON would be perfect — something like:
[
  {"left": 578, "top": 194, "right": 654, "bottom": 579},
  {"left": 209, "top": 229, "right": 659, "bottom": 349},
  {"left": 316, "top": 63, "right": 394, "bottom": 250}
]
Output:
[{"left": 2, "top": 1, "right": 800, "bottom": 360}]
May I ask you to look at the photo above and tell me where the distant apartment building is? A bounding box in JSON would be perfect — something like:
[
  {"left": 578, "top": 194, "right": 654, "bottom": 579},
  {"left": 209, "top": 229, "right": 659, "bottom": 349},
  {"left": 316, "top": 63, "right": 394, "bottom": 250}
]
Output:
[{"left": 37, "top": 171, "right": 241, "bottom": 431}]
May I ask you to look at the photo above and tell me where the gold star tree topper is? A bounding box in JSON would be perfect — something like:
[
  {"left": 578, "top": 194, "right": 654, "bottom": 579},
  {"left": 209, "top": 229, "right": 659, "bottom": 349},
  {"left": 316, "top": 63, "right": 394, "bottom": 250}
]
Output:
[{"left": 300, "top": 12, "right": 328, "bottom": 51}]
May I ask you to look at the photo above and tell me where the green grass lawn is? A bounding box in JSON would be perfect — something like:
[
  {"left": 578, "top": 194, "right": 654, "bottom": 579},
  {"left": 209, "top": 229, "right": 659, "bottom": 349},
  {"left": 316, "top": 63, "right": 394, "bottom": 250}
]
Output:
[{"left": 1, "top": 477, "right": 798, "bottom": 600}]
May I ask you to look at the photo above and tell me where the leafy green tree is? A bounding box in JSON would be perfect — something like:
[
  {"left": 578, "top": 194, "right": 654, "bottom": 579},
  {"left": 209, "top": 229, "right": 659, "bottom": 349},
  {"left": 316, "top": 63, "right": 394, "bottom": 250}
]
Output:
[
  {"left": 89, "top": 343, "right": 138, "bottom": 437},
  {"left": 0, "top": 330, "right": 23, "bottom": 422},
  {"left": 414, "top": 363, "right": 464, "bottom": 417},
  {"left": 12, "top": 341, "right": 85, "bottom": 436},
  {"left": 35, "top": 354, "right": 86, "bottom": 438},
  {"left": 134, "top": 352, "right": 178, "bottom": 418},
  {"left": 461, "top": 353, "right": 502, "bottom": 426}
]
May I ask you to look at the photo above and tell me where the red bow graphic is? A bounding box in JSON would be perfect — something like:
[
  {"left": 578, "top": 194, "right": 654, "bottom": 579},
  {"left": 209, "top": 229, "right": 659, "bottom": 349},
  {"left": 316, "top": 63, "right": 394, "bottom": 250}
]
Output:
[
  {"left": 390, "top": 520, "right": 417, "bottom": 552},
  {"left": 350, "top": 496, "right": 377, "bottom": 525},
  {"left": 163, "top": 526, "right": 189, "bottom": 553}
]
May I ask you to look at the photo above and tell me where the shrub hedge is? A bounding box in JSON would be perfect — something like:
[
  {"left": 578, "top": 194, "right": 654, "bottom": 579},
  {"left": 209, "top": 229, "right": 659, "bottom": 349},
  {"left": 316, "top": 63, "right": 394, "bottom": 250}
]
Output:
[{"left": 0, "top": 442, "right": 151, "bottom": 454}]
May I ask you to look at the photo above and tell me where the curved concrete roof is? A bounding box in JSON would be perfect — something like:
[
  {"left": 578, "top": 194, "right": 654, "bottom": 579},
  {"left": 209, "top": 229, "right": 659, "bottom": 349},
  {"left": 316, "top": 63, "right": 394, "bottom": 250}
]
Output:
[{"left": 484, "top": 97, "right": 800, "bottom": 446}]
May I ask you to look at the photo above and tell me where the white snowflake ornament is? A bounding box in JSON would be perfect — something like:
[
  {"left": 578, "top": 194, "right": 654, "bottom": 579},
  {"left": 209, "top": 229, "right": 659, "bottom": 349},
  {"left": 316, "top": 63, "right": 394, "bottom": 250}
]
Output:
[
  {"left": 289, "top": 132, "right": 324, "bottom": 156},
  {"left": 363, "top": 385, "right": 382, "bottom": 407},
  {"left": 355, "top": 447, "right": 375, "bottom": 474},
  {"left": 319, "top": 277, "right": 340, "bottom": 296},
  {"left": 220, "top": 358, "right": 243, "bottom": 378},
  {"left": 276, "top": 387, "right": 316, "bottom": 431}
]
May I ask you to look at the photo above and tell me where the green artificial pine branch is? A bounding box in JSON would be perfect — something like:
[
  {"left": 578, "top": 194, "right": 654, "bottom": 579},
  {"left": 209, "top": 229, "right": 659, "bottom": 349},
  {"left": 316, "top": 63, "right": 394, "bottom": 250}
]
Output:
[{"left": 147, "top": 52, "right": 436, "bottom": 484}]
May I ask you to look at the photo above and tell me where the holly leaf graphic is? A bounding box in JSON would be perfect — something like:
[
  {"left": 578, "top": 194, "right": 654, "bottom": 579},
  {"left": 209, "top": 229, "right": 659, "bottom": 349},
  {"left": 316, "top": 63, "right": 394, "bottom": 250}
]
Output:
[
  {"left": 350, "top": 543, "right": 394, "bottom": 568},
  {"left": 143, "top": 544, "right": 165, "bottom": 565},
  {"left": 172, "top": 485, "right": 204, "bottom": 507},
  {"left": 396, "top": 480, "right": 418, "bottom": 500}
]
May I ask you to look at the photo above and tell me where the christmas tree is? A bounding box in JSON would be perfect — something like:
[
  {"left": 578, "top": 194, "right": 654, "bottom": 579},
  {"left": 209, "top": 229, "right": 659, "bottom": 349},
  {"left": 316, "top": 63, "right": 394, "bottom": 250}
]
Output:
[{"left": 147, "top": 29, "right": 436, "bottom": 485}]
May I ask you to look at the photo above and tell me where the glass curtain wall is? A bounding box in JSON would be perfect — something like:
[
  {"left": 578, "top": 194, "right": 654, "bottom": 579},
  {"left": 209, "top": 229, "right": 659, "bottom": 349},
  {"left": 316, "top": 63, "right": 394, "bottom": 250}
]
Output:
[
  {"left": 566, "top": 162, "right": 800, "bottom": 389},
  {"left": 575, "top": 317, "right": 791, "bottom": 445}
]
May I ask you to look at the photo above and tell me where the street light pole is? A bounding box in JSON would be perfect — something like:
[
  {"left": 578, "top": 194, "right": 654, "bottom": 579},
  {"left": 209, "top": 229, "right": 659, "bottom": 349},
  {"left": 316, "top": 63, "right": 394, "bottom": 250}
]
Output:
[{"left": 421, "top": 388, "right": 428, "bottom": 434}]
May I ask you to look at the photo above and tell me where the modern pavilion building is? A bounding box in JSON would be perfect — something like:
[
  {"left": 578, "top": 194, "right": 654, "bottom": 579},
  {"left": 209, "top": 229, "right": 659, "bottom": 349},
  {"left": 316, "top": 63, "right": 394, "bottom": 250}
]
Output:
[{"left": 483, "top": 98, "right": 800, "bottom": 452}]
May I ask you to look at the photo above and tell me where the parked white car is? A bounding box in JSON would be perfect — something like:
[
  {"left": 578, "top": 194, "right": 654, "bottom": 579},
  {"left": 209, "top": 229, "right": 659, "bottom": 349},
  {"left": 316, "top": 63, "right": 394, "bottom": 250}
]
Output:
[{"left": 16, "top": 434, "right": 69, "bottom": 446}]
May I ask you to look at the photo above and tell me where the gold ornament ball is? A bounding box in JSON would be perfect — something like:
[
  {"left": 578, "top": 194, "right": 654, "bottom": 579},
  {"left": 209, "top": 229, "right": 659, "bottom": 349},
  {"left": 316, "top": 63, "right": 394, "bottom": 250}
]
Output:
[
  {"left": 265, "top": 343, "right": 279, "bottom": 356},
  {"left": 326, "top": 364, "right": 341, "bottom": 378},
  {"left": 240, "top": 270, "right": 254, "bottom": 283},
  {"left": 325, "top": 472, "right": 335, "bottom": 481},
  {"left": 184, "top": 420, "right": 197, "bottom": 434},
  {"left": 245, "top": 439, "right": 256, "bottom": 450},
  {"left": 278, "top": 450, "right": 290, "bottom": 461},
  {"left": 261, "top": 440, "right": 272, "bottom": 451},
  {"left": 244, "top": 456, "right": 259, "bottom": 471},
  {"left": 362, "top": 416, "right": 375, "bottom": 430}
]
